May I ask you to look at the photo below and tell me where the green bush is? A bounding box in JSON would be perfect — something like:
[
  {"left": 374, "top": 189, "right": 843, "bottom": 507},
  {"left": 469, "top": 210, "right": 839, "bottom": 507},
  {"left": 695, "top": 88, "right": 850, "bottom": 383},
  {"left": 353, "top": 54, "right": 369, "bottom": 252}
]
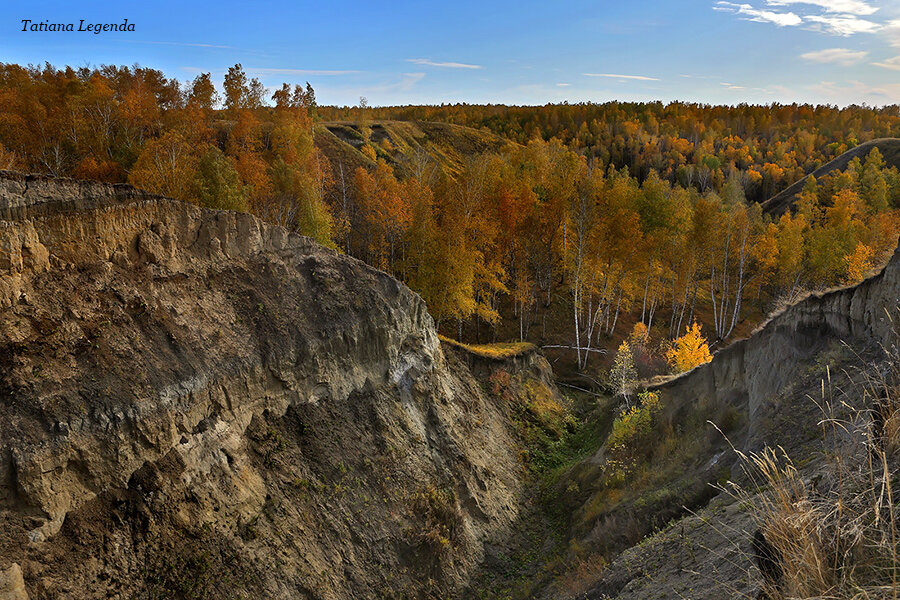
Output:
[
  {"left": 605, "top": 391, "right": 661, "bottom": 481},
  {"left": 196, "top": 146, "right": 247, "bottom": 212}
]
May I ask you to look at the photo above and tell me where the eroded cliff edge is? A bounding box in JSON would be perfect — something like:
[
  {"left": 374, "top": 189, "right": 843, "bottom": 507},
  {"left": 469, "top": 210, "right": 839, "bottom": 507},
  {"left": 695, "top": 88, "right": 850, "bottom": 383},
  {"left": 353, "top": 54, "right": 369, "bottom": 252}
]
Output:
[
  {"left": 653, "top": 240, "right": 900, "bottom": 446},
  {"left": 567, "top": 227, "right": 900, "bottom": 599},
  {"left": 0, "top": 172, "right": 554, "bottom": 598}
]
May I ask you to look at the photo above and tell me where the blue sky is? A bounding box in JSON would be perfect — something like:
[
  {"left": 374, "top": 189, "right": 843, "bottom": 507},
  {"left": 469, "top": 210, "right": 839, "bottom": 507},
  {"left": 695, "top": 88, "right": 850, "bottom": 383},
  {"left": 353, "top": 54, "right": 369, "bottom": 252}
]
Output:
[{"left": 4, "top": 0, "right": 900, "bottom": 106}]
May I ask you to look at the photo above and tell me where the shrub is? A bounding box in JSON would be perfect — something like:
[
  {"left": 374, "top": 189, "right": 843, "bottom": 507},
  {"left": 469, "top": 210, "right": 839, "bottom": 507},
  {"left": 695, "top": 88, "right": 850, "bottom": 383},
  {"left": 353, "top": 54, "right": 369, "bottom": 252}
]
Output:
[
  {"left": 605, "top": 391, "right": 661, "bottom": 480},
  {"left": 412, "top": 486, "right": 462, "bottom": 559}
]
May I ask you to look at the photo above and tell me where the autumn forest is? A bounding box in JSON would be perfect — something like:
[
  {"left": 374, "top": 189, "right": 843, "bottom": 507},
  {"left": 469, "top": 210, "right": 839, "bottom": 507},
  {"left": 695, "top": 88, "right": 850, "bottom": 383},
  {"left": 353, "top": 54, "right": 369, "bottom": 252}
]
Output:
[{"left": 3, "top": 62, "right": 900, "bottom": 380}]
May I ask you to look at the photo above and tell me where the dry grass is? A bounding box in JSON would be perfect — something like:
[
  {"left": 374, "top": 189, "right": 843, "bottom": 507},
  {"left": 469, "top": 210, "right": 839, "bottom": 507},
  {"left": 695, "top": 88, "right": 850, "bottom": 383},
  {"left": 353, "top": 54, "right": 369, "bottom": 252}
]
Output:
[
  {"left": 554, "top": 552, "right": 608, "bottom": 597},
  {"left": 412, "top": 485, "right": 463, "bottom": 561},
  {"left": 316, "top": 120, "right": 510, "bottom": 179},
  {"left": 720, "top": 347, "right": 900, "bottom": 600},
  {"left": 438, "top": 335, "right": 535, "bottom": 360}
]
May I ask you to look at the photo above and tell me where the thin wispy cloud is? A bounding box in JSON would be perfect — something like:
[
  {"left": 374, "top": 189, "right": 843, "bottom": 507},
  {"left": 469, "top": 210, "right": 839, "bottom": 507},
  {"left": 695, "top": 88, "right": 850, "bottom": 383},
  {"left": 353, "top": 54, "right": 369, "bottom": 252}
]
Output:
[
  {"left": 406, "top": 58, "right": 482, "bottom": 69},
  {"left": 811, "top": 79, "right": 900, "bottom": 103},
  {"left": 556, "top": 83, "right": 571, "bottom": 87},
  {"left": 800, "top": 48, "right": 869, "bottom": 65},
  {"left": 333, "top": 72, "right": 426, "bottom": 101},
  {"left": 179, "top": 66, "right": 362, "bottom": 77},
  {"left": 766, "top": 0, "right": 878, "bottom": 16},
  {"left": 396, "top": 72, "right": 426, "bottom": 91},
  {"left": 714, "top": 2, "right": 802, "bottom": 27},
  {"left": 873, "top": 56, "right": 900, "bottom": 71},
  {"left": 248, "top": 67, "right": 362, "bottom": 76},
  {"left": 584, "top": 73, "right": 660, "bottom": 81},
  {"left": 123, "top": 40, "right": 236, "bottom": 49},
  {"left": 805, "top": 14, "right": 880, "bottom": 36}
]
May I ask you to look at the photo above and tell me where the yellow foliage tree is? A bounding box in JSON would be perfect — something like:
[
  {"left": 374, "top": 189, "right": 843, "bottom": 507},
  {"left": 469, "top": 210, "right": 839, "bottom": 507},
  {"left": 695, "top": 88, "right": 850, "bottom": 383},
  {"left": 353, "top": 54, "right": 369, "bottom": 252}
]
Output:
[
  {"left": 666, "top": 322, "right": 713, "bottom": 373},
  {"left": 360, "top": 144, "right": 377, "bottom": 162},
  {"left": 611, "top": 341, "right": 638, "bottom": 402},
  {"left": 844, "top": 242, "right": 874, "bottom": 285},
  {"left": 628, "top": 322, "right": 650, "bottom": 349}
]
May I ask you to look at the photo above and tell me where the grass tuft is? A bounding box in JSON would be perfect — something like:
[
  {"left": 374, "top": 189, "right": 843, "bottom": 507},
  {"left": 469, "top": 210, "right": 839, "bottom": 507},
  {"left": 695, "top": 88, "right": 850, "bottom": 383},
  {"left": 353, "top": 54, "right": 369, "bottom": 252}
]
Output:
[{"left": 438, "top": 335, "right": 536, "bottom": 360}]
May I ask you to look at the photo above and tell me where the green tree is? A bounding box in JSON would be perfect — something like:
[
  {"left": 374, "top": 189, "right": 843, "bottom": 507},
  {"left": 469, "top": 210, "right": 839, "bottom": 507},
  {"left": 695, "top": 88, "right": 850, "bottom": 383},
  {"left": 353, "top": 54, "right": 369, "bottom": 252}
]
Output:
[
  {"left": 196, "top": 146, "right": 246, "bottom": 212},
  {"left": 268, "top": 157, "right": 334, "bottom": 247}
]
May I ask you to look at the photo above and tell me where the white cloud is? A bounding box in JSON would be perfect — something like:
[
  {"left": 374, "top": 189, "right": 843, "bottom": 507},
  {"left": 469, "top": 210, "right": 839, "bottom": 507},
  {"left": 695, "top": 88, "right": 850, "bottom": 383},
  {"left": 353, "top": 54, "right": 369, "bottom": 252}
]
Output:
[
  {"left": 883, "top": 20, "right": 900, "bottom": 47},
  {"left": 556, "top": 83, "right": 571, "bottom": 87},
  {"left": 406, "top": 58, "right": 482, "bottom": 69},
  {"left": 396, "top": 72, "right": 426, "bottom": 91},
  {"left": 805, "top": 14, "right": 881, "bottom": 35},
  {"left": 800, "top": 47, "right": 869, "bottom": 65},
  {"left": 873, "top": 56, "right": 900, "bottom": 71},
  {"left": 584, "top": 73, "right": 660, "bottom": 81},
  {"left": 714, "top": 2, "right": 802, "bottom": 27},
  {"left": 766, "top": 0, "right": 878, "bottom": 16}
]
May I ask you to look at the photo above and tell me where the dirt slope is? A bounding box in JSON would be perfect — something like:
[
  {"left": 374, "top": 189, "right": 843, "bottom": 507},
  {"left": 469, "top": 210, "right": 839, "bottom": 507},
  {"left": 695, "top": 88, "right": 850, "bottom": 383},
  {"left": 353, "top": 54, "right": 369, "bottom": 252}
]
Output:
[
  {"left": 0, "top": 171, "right": 559, "bottom": 599},
  {"left": 315, "top": 120, "right": 512, "bottom": 178}
]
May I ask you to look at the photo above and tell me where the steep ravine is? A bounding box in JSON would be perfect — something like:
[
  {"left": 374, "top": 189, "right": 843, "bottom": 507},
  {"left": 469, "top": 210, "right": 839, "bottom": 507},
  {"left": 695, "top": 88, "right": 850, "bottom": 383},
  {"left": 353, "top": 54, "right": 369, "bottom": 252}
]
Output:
[
  {"left": 551, "top": 242, "right": 900, "bottom": 598},
  {"left": 0, "top": 172, "right": 562, "bottom": 599},
  {"left": 4, "top": 170, "right": 899, "bottom": 600}
]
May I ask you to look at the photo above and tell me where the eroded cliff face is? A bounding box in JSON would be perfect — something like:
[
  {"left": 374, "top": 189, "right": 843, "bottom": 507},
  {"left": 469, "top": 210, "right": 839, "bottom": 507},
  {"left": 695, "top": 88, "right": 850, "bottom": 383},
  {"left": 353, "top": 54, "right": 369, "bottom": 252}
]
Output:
[
  {"left": 653, "top": 243, "right": 900, "bottom": 447},
  {"left": 566, "top": 240, "right": 900, "bottom": 600},
  {"left": 0, "top": 172, "right": 552, "bottom": 599}
]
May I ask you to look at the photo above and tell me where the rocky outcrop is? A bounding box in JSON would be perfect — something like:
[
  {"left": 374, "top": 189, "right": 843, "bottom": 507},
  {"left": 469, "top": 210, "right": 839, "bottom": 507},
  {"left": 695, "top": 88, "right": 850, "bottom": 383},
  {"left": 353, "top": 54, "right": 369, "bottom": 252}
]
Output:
[
  {"left": 0, "top": 564, "right": 27, "bottom": 600},
  {"left": 0, "top": 172, "right": 550, "bottom": 598},
  {"left": 530, "top": 226, "right": 900, "bottom": 599}
]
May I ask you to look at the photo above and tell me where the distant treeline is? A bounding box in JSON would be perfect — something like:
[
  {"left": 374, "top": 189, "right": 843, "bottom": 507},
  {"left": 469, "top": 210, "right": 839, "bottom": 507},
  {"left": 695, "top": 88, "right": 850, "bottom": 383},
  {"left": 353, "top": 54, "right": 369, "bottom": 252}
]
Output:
[{"left": 320, "top": 101, "right": 900, "bottom": 204}]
